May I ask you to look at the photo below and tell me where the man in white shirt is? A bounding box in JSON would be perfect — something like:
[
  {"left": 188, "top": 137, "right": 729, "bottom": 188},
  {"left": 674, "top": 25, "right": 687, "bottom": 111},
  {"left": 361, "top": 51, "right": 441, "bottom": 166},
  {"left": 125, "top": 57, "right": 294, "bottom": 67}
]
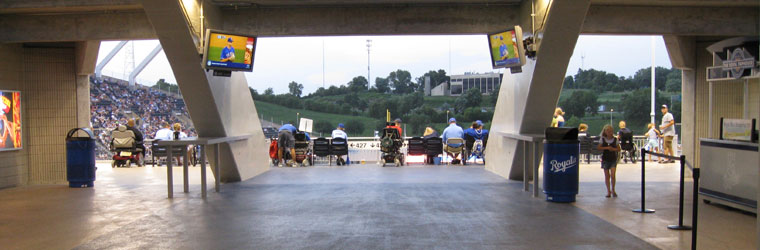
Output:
[
  {"left": 154, "top": 122, "right": 173, "bottom": 140},
  {"left": 659, "top": 105, "right": 676, "bottom": 163},
  {"left": 331, "top": 123, "right": 348, "bottom": 165}
]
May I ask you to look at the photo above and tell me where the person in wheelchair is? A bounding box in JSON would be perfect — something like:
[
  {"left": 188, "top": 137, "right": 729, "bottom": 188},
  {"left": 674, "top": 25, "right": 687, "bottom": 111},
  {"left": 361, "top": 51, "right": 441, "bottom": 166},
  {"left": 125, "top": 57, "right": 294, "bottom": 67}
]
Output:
[
  {"left": 617, "top": 121, "right": 637, "bottom": 163},
  {"left": 464, "top": 120, "right": 488, "bottom": 163},
  {"left": 387, "top": 118, "right": 403, "bottom": 137},
  {"left": 380, "top": 124, "right": 404, "bottom": 167},
  {"left": 126, "top": 119, "right": 145, "bottom": 165},
  {"left": 111, "top": 124, "right": 142, "bottom": 167},
  {"left": 442, "top": 118, "right": 465, "bottom": 165}
]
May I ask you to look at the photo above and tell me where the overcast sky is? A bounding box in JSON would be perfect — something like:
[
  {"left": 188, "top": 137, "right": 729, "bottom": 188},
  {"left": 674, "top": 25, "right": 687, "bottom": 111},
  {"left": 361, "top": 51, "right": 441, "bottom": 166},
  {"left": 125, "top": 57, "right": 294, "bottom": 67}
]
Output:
[{"left": 97, "top": 35, "right": 672, "bottom": 95}]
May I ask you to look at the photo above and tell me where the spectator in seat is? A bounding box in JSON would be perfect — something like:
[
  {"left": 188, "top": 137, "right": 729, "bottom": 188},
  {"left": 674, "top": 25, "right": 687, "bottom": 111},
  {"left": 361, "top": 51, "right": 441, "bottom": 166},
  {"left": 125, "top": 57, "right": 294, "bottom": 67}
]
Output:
[
  {"left": 442, "top": 118, "right": 465, "bottom": 164},
  {"left": 422, "top": 127, "right": 439, "bottom": 139},
  {"left": 578, "top": 123, "right": 588, "bottom": 137},
  {"left": 126, "top": 119, "right": 145, "bottom": 165},
  {"left": 154, "top": 122, "right": 173, "bottom": 140},
  {"left": 331, "top": 123, "right": 348, "bottom": 165}
]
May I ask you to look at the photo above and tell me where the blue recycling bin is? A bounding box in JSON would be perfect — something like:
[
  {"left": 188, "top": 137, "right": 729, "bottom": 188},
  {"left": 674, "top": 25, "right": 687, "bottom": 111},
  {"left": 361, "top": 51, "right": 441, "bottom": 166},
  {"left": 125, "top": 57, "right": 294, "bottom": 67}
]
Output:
[
  {"left": 543, "top": 127, "right": 580, "bottom": 202},
  {"left": 66, "top": 128, "right": 97, "bottom": 188}
]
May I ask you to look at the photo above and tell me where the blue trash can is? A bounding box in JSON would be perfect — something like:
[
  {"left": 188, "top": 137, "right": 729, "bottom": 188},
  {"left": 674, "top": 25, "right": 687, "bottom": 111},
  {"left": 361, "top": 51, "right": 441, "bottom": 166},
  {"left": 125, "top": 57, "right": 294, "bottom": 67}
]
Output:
[
  {"left": 543, "top": 127, "right": 580, "bottom": 202},
  {"left": 66, "top": 128, "right": 97, "bottom": 188}
]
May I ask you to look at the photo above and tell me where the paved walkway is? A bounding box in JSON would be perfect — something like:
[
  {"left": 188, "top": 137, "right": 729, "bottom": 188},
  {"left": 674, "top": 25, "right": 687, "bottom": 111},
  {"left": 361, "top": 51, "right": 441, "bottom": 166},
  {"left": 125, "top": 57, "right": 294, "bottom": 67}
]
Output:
[{"left": 0, "top": 162, "right": 754, "bottom": 249}]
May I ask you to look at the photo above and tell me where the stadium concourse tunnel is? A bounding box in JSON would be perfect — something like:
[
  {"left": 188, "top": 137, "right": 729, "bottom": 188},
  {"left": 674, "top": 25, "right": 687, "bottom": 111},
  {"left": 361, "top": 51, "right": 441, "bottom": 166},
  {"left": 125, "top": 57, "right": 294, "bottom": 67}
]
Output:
[{"left": 0, "top": 0, "right": 758, "bottom": 249}]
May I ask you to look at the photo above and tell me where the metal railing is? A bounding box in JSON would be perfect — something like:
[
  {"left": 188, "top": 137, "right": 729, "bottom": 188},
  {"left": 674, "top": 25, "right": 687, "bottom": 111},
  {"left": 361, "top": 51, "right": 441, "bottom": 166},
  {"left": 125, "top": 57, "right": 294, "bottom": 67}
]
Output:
[{"left": 639, "top": 149, "right": 700, "bottom": 250}]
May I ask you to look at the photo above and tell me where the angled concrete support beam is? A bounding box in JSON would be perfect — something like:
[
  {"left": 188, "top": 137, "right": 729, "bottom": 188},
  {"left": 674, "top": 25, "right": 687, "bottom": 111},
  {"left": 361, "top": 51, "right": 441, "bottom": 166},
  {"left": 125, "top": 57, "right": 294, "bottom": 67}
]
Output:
[
  {"left": 486, "top": 0, "right": 590, "bottom": 181},
  {"left": 129, "top": 44, "right": 162, "bottom": 86},
  {"left": 664, "top": 35, "right": 696, "bottom": 70},
  {"left": 95, "top": 41, "right": 127, "bottom": 78},
  {"left": 140, "top": 0, "right": 268, "bottom": 182}
]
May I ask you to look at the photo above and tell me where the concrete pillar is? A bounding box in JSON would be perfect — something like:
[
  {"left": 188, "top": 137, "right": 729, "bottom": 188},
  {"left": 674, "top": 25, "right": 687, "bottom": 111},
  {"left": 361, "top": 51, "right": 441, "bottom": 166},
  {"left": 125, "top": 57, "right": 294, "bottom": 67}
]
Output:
[
  {"left": 139, "top": 0, "right": 268, "bottom": 182},
  {"left": 663, "top": 36, "right": 696, "bottom": 168},
  {"left": 75, "top": 41, "right": 100, "bottom": 129},
  {"left": 485, "top": 0, "right": 590, "bottom": 180}
]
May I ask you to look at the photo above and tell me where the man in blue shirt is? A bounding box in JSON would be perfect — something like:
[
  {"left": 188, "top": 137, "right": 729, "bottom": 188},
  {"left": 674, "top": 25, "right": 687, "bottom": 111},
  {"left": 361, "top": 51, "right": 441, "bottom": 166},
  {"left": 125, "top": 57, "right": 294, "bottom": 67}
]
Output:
[
  {"left": 220, "top": 37, "right": 236, "bottom": 62},
  {"left": 442, "top": 118, "right": 464, "bottom": 163},
  {"left": 277, "top": 123, "right": 297, "bottom": 167}
]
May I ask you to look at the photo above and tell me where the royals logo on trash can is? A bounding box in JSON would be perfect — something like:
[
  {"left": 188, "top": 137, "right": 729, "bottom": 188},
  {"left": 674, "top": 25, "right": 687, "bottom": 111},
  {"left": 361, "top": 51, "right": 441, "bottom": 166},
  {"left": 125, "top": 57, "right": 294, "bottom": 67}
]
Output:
[{"left": 550, "top": 156, "right": 577, "bottom": 173}]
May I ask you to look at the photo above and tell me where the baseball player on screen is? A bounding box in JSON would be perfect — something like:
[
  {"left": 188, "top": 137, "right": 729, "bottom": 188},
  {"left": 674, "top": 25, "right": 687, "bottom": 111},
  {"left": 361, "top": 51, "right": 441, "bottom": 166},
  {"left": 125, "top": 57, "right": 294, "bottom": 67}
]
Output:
[{"left": 220, "top": 37, "right": 236, "bottom": 62}]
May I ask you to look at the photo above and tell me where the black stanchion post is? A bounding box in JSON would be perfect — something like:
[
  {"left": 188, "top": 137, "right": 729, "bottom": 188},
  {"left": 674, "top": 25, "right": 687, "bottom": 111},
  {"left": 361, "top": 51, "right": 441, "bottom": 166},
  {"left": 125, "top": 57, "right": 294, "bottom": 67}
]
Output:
[
  {"left": 691, "top": 168, "right": 700, "bottom": 250},
  {"left": 669, "top": 155, "right": 692, "bottom": 230},
  {"left": 633, "top": 148, "right": 655, "bottom": 213}
]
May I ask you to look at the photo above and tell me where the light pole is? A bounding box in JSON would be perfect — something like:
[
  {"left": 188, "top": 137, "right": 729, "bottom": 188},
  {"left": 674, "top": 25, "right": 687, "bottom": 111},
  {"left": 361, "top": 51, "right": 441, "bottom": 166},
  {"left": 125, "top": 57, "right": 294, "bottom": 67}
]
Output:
[
  {"left": 366, "top": 39, "right": 372, "bottom": 89},
  {"left": 610, "top": 109, "right": 614, "bottom": 126},
  {"left": 296, "top": 112, "right": 300, "bottom": 127},
  {"left": 446, "top": 110, "right": 450, "bottom": 123}
]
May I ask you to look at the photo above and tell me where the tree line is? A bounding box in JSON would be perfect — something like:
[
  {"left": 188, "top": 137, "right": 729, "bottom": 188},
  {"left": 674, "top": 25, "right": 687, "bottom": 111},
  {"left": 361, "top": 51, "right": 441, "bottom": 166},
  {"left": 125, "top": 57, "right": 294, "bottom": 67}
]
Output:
[{"left": 251, "top": 69, "right": 497, "bottom": 136}]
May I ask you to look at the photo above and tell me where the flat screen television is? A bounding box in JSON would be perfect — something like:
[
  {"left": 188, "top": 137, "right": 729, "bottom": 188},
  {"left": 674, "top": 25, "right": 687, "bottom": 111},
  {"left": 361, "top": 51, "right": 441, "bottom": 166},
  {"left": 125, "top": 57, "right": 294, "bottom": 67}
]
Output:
[
  {"left": 202, "top": 29, "right": 257, "bottom": 72},
  {"left": 487, "top": 26, "right": 526, "bottom": 69},
  {"left": 0, "top": 90, "right": 21, "bottom": 151}
]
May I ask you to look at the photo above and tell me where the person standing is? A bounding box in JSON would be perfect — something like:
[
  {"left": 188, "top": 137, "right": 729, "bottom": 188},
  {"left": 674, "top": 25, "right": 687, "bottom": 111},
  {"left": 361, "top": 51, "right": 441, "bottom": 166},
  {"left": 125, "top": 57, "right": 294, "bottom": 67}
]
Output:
[
  {"left": 551, "top": 108, "right": 565, "bottom": 127},
  {"left": 277, "top": 123, "right": 298, "bottom": 167},
  {"left": 331, "top": 123, "right": 348, "bottom": 165},
  {"left": 645, "top": 123, "right": 662, "bottom": 162},
  {"left": 659, "top": 105, "right": 676, "bottom": 163},
  {"left": 597, "top": 125, "right": 620, "bottom": 198}
]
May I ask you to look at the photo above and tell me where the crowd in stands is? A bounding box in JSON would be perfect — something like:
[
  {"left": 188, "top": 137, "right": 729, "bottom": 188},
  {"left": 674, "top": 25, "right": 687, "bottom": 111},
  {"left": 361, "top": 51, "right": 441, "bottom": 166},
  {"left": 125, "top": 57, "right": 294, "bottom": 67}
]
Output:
[{"left": 90, "top": 76, "right": 196, "bottom": 159}]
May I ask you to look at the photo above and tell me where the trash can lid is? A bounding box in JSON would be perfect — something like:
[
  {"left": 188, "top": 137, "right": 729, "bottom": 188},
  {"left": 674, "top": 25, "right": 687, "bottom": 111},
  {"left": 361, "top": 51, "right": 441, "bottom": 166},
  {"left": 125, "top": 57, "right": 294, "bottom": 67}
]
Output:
[
  {"left": 545, "top": 127, "right": 578, "bottom": 142},
  {"left": 66, "top": 128, "right": 95, "bottom": 140}
]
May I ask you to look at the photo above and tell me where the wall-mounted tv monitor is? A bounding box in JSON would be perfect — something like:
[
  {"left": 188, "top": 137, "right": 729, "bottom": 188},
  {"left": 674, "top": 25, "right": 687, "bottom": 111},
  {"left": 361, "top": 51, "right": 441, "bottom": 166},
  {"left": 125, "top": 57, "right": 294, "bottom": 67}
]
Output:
[
  {"left": 202, "top": 29, "right": 257, "bottom": 72},
  {"left": 487, "top": 26, "right": 526, "bottom": 69},
  {"left": 0, "top": 90, "right": 21, "bottom": 151}
]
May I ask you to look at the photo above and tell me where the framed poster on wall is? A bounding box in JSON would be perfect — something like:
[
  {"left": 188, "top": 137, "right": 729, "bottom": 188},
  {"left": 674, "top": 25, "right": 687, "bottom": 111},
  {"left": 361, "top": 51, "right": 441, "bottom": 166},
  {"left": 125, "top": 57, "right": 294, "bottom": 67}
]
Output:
[{"left": 0, "top": 90, "right": 21, "bottom": 151}]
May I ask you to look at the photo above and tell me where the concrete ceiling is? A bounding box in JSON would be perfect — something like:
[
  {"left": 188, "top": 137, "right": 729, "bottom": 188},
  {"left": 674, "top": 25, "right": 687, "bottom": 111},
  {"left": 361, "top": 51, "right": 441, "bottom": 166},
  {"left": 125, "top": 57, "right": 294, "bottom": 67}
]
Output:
[
  {"left": 210, "top": 0, "right": 521, "bottom": 7},
  {"left": 209, "top": 0, "right": 758, "bottom": 7}
]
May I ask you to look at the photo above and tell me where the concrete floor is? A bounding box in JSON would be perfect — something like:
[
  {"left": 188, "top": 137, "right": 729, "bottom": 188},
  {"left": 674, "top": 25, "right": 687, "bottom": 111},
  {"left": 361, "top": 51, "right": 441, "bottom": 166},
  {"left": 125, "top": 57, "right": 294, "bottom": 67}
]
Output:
[{"left": 0, "top": 161, "right": 754, "bottom": 249}]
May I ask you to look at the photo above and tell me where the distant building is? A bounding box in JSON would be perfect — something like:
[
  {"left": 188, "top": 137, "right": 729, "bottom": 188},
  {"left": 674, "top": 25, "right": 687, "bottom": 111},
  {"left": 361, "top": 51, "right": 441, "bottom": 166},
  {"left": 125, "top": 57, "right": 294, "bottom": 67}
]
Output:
[{"left": 429, "top": 72, "right": 503, "bottom": 96}]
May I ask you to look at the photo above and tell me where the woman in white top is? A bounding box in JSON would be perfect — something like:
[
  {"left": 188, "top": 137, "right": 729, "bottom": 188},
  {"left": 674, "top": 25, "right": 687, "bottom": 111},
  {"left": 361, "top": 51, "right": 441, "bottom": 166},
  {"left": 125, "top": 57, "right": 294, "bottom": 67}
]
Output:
[{"left": 644, "top": 123, "right": 661, "bottom": 162}]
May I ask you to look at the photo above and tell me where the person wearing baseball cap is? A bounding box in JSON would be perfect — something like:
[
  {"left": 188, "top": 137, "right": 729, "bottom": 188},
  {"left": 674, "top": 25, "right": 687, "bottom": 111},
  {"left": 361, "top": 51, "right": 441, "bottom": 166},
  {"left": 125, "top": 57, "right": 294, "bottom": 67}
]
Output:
[
  {"left": 442, "top": 117, "right": 465, "bottom": 164},
  {"left": 386, "top": 118, "right": 403, "bottom": 137},
  {"left": 331, "top": 123, "right": 348, "bottom": 165},
  {"left": 659, "top": 104, "right": 676, "bottom": 163},
  {"left": 220, "top": 37, "right": 236, "bottom": 62}
]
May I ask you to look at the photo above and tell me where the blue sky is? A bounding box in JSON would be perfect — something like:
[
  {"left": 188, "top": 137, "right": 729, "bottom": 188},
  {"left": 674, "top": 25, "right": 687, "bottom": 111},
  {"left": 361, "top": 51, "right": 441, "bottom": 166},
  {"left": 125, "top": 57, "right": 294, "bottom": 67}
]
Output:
[{"left": 97, "top": 35, "right": 672, "bottom": 94}]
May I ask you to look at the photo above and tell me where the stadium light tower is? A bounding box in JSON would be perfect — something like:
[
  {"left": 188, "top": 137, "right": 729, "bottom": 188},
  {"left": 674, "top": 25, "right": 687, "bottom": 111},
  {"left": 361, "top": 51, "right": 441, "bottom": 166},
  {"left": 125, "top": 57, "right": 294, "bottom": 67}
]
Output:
[{"left": 366, "top": 39, "right": 372, "bottom": 89}]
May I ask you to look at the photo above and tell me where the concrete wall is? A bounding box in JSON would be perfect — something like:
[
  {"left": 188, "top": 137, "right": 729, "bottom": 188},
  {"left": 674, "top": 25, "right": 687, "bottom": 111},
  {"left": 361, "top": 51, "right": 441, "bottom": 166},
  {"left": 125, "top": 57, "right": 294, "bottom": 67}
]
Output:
[
  {"left": 0, "top": 44, "right": 28, "bottom": 188},
  {"left": 24, "top": 47, "right": 79, "bottom": 184},
  {"left": 0, "top": 43, "right": 86, "bottom": 188}
]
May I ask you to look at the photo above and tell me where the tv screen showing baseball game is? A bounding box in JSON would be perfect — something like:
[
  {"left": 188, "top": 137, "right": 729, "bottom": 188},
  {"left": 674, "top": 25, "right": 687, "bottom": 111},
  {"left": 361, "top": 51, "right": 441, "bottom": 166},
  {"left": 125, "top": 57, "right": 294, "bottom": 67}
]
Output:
[
  {"left": 203, "top": 30, "right": 256, "bottom": 72},
  {"left": 487, "top": 26, "right": 526, "bottom": 69},
  {"left": 0, "top": 90, "right": 21, "bottom": 151}
]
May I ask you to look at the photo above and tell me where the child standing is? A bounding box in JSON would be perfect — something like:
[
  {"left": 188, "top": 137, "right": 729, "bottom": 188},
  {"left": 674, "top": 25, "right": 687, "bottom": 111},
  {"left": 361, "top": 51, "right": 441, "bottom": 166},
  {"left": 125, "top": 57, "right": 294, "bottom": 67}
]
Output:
[
  {"left": 645, "top": 123, "right": 661, "bottom": 162},
  {"left": 597, "top": 125, "right": 620, "bottom": 198}
]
